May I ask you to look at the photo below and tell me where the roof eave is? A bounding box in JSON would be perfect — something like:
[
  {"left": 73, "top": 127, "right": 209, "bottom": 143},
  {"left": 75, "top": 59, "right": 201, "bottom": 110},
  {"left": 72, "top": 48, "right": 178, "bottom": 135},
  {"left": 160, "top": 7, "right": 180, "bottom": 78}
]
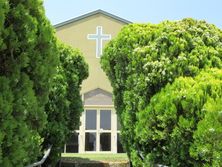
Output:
[{"left": 54, "top": 9, "right": 132, "bottom": 29}]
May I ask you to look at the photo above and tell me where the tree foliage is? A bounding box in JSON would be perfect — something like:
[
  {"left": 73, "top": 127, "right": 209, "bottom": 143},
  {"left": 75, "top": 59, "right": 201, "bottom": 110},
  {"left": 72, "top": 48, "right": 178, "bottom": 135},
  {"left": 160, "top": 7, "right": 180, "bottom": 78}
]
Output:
[
  {"left": 43, "top": 43, "right": 88, "bottom": 165},
  {"left": 190, "top": 97, "right": 222, "bottom": 167},
  {"left": 101, "top": 19, "right": 222, "bottom": 166},
  {"left": 0, "top": 0, "right": 58, "bottom": 166},
  {"left": 136, "top": 69, "right": 222, "bottom": 166},
  {"left": 0, "top": 1, "right": 89, "bottom": 166}
]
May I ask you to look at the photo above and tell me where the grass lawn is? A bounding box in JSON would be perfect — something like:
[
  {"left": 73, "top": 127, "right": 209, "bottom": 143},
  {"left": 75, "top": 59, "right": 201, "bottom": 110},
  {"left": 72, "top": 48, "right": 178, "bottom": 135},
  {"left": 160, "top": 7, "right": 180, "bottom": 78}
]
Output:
[{"left": 61, "top": 153, "right": 129, "bottom": 163}]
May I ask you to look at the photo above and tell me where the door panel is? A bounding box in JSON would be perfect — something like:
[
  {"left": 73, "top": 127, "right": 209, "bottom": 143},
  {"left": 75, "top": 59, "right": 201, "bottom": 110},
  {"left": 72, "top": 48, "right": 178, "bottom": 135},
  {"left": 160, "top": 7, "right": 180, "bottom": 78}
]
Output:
[
  {"left": 85, "top": 110, "right": 97, "bottom": 130},
  {"left": 100, "top": 133, "right": 111, "bottom": 151},
  {"left": 85, "top": 132, "right": 96, "bottom": 151},
  {"left": 84, "top": 109, "right": 115, "bottom": 152},
  {"left": 100, "top": 110, "right": 111, "bottom": 130}
]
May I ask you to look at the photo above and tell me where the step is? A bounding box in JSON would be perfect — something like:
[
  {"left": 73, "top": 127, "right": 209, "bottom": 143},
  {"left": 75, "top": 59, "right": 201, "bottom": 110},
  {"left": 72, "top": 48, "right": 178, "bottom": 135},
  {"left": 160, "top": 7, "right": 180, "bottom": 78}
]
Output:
[{"left": 60, "top": 160, "right": 130, "bottom": 167}]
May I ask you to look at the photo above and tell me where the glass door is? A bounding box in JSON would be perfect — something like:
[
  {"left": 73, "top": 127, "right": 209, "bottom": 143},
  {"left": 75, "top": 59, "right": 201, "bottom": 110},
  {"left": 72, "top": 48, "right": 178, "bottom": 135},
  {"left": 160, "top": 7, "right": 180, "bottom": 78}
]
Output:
[
  {"left": 64, "top": 107, "right": 125, "bottom": 153},
  {"left": 85, "top": 109, "right": 97, "bottom": 151},
  {"left": 99, "top": 110, "right": 111, "bottom": 151},
  {"left": 84, "top": 109, "right": 112, "bottom": 152}
]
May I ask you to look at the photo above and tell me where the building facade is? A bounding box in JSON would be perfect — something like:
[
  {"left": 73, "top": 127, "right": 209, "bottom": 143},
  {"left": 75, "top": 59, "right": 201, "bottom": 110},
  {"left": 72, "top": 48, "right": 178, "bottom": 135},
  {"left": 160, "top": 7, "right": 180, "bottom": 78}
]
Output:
[{"left": 55, "top": 10, "right": 131, "bottom": 153}]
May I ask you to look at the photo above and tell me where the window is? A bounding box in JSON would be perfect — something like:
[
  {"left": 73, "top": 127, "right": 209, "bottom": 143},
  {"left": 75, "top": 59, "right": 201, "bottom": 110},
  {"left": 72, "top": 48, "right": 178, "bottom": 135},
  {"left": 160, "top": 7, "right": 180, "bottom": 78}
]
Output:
[
  {"left": 85, "top": 110, "right": 97, "bottom": 130},
  {"left": 85, "top": 132, "right": 96, "bottom": 151},
  {"left": 100, "top": 110, "right": 111, "bottom": 130},
  {"left": 100, "top": 133, "right": 111, "bottom": 151},
  {"left": 79, "top": 107, "right": 123, "bottom": 153}
]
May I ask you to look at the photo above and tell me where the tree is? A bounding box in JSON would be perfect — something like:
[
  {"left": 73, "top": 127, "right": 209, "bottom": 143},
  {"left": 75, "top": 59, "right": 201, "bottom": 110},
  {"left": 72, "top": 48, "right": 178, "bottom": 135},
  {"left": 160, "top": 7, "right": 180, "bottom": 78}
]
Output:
[
  {"left": 136, "top": 69, "right": 222, "bottom": 166},
  {"left": 0, "top": 0, "right": 58, "bottom": 166},
  {"left": 43, "top": 43, "right": 88, "bottom": 165},
  {"left": 190, "top": 97, "right": 222, "bottom": 166},
  {"left": 101, "top": 18, "right": 222, "bottom": 166}
]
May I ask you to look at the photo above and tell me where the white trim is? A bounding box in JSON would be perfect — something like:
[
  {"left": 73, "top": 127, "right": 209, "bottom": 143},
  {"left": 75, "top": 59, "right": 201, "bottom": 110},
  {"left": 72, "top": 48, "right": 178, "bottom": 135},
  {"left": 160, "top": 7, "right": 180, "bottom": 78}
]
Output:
[
  {"left": 96, "top": 109, "right": 100, "bottom": 152},
  {"left": 82, "top": 108, "right": 117, "bottom": 153},
  {"left": 64, "top": 144, "right": 66, "bottom": 153},
  {"left": 54, "top": 9, "right": 132, "bottom": 29},
  {"left": 64, "top": 107, "right": 120, "bottom": 154},
  {"left": 79, "top": 110, "right": 85, "bottom": 153}
]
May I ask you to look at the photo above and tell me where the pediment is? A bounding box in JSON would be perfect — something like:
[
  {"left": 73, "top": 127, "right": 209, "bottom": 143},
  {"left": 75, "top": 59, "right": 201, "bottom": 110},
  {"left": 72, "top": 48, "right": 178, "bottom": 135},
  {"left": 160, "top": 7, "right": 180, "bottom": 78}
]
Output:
[
  {"left": 84, "top": 88, "right": 113, "bottom": 106},
  {"left": 54, "top": 9, "right": 131, "bottom": 29}
]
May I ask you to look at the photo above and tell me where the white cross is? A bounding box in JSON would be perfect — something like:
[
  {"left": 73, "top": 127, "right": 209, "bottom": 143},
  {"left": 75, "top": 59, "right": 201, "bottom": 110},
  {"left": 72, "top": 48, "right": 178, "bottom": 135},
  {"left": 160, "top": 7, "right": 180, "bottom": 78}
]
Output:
[{"left": 87, "top": 26, "right": 111, "bottom": 58}]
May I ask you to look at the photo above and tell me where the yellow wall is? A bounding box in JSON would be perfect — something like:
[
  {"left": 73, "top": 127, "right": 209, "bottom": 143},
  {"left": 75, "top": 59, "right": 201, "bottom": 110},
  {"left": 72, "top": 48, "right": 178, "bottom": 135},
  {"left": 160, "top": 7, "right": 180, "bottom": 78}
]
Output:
[{"left": 56, "top": 13, "right": 127, "bottom": 94}]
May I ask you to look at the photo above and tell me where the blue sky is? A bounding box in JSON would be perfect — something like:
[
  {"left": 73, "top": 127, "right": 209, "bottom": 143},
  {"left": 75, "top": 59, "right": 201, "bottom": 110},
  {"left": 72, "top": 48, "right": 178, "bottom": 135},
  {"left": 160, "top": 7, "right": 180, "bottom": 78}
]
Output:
[{"left": 43, "top": 0, "right": 222, "bottom": 28}]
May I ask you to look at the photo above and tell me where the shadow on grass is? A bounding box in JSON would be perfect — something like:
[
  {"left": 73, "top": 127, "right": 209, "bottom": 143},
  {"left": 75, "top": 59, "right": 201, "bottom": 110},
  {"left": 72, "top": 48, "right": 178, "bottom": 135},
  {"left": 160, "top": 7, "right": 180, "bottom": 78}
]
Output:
[{"left": 58, "top": 153, "right": 130, "bottom": 167}]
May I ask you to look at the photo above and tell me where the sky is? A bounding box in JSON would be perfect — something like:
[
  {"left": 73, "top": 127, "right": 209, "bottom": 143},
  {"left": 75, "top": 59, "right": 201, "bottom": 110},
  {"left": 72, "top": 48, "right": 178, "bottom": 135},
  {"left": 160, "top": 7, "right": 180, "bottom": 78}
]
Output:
[{"left": 43, "top": 0, "right": 222, "bottom": 29}]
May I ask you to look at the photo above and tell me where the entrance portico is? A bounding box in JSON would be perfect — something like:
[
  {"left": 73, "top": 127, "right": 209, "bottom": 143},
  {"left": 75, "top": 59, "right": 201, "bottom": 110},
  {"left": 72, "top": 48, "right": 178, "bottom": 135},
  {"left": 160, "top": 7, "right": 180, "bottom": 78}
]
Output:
[{"left": 64, "top": 88, "right": 123, "bottom": 153}]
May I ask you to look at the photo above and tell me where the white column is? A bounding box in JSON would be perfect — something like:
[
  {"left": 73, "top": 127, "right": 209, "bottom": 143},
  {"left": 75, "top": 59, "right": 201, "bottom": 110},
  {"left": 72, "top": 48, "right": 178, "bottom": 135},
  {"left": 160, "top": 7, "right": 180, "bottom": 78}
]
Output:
[
  {"left": 96, "top": 109, "right": 100, "bottom": 152},
  {"left": 112, "top": 109, "right": 117, "bottom": 153},
  {"left": 79, "top": 110, "right": 85, "bottom": 153}
]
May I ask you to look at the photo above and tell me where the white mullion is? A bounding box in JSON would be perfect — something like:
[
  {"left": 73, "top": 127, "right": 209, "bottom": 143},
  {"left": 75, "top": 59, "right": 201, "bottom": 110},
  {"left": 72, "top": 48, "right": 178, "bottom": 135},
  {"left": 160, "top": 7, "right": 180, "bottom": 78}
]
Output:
[
  {"left": 100, "top": 130, "right": 111, "bottom": 133},
  {"left": 113, "top": 109, "right": 117, "bottom": 153},
  {"left": 81, "top": 107, "right": 116, "bottom": 153},
  {"left": 80, "top": 94, "right": 84, "bottom": 153},
  {"left": 64, "top": 144, "right": 66, "bottom": 153},
  {"left": 80, "top": 109, "right": 85, "bottom": 153},
  {"left": 85, "top": 130, "right": 97, "bottom": 133},
  {"left": 97, "top": 109, "right": 100, "bottom": 152}
]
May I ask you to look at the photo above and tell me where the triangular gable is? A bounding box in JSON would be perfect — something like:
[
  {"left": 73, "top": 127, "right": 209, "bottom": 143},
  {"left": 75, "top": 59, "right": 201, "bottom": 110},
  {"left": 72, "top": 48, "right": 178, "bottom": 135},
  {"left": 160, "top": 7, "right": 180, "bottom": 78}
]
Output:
[
  {"left": 55, "top": 10, "right": 128, "bottom": 95},
  {"left": 84, "top": 88, "right": 113, "bottom": 106},
  {"left": 54, "top": 9, "right": 132, "bottom": 28}
]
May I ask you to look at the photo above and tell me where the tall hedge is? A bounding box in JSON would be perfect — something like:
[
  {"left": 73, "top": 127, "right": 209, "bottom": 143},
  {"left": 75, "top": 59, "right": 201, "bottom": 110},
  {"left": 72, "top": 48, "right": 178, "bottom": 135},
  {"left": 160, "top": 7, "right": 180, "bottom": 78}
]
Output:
[
  {"left": 136, "top": 69, "right": 222, "bottom": 166},
  {"left": 190, "top": 97, "right": 222, "bottom": 166},
  {"left": 43, "top": 43, "right": 88, "bottom": 165},
  {"left": 101, "top": 19, "right": 222, "bottom": 166},
  {"left": 0, "top": 0, "right": 58, "bottom": 166}
]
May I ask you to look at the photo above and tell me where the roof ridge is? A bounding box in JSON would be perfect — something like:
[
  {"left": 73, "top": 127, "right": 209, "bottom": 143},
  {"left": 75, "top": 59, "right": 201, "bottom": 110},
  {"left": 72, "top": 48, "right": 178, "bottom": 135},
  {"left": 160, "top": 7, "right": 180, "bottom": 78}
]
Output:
[{"left": 54, "top": 9, "right": 132, "bottom": 28}]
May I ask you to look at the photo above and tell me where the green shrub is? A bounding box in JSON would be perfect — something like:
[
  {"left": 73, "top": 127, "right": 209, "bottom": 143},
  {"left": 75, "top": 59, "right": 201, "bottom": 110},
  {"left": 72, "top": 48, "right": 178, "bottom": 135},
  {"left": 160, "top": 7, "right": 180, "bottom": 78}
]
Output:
[
  {"left": 190, "top": 97, "right": 222, "bottom": 166},
  {"left": 101, "top": 19, "right": 222, "bottom": 166},
  {"left": 0, "top": 1, "right": 88, "bottom": 166},
  {"left": 0, "top": 0, "right": 58, "bottom": 166},
  {"left": 43, "top": 43, "right": 88, "bottom": 165},
  {"left": 136, "top": 69, "right": 222, "bottom": 166}
]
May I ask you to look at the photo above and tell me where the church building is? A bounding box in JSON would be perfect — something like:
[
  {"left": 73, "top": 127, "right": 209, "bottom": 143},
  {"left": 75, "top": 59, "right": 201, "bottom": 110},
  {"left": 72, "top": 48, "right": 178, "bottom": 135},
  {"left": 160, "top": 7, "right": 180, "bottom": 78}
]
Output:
[{"left": 55, "top": 10, "right": 131, "bottom": 154}]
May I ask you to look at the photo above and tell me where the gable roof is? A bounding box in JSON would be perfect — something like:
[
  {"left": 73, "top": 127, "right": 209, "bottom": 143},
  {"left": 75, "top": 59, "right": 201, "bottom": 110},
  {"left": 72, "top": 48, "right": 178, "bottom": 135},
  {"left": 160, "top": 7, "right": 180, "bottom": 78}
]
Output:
[{"left": 54, "top": 9, "right": 132, "bottom": 28}]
